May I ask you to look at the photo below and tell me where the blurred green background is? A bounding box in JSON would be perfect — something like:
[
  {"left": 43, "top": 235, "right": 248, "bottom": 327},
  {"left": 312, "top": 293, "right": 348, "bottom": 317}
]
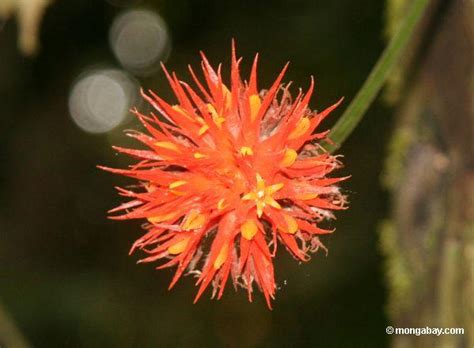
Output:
[{"left": 0, "top": 0, "right": 393, "bottom": 346}]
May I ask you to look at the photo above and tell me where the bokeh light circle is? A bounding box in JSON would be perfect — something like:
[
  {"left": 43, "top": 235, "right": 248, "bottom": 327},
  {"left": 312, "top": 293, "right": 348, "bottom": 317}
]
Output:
[
  {"left": 68, "top": 69, "right": 138, "bottom": 134},
  {"left": 110, "top": 9, "right": 170, "bottom": 76}
]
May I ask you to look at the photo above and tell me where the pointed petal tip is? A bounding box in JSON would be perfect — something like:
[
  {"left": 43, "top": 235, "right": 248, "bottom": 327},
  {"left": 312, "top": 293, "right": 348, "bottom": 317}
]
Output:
[
  {"left": 278, "top": 62, "right": 289, "bottom": 77},
  {"left": 168, "top": 280, "right": 177, "bottom": 290},
  {"left": 192, "top": 287, "right": 205, "bottom": 304},
  {"left": 97, "top": 165, "right": 116, "bottom": 173},
  {"left": 160, "top": 61, "right": 171, "bottom": 75},
  {"left": 199, "top": 50, "right": 207, "bottom": 61},
  {"left": 107, "top": 215, "right": 126, "bottom": 221}
]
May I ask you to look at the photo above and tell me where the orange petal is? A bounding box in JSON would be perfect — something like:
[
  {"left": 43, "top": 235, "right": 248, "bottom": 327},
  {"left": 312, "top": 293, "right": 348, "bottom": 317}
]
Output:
[{"left": 296, "top": 192, "right": 318, "bottom": 200}]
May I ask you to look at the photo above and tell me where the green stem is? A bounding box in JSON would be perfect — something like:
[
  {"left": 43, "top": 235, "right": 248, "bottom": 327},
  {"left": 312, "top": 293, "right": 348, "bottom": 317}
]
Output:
[{"left": 324, "top": 0, "right": 431, "bottom": 153}]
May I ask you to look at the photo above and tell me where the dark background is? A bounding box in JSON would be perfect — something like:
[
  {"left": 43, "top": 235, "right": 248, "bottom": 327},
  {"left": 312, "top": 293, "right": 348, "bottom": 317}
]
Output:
[{"left": 1, "top": 0, "right": 393, "bottom": 346}]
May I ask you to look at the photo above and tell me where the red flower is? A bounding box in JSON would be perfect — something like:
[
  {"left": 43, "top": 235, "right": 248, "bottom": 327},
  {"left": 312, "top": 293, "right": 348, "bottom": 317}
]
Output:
[{"left": 100, "top": 44, "right": 348, "bottom": 308}]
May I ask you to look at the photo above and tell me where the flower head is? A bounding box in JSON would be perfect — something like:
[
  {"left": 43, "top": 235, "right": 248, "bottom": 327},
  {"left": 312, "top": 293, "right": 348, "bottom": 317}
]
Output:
[{"left": 100, "top": 43, "right": 348, "bottom": 308}]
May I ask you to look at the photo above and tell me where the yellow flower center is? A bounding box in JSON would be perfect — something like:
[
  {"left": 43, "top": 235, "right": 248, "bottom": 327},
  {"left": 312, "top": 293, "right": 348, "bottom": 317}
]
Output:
[
  {"left": 239, "top": 146, "right": 254, "bottom": 156},
  {"left": 242, "top": 173, "right": 283, "bottom": 217}
]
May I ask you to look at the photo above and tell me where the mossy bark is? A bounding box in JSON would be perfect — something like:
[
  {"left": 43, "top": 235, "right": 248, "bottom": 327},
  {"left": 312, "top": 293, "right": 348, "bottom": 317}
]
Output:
[{"left": 381, "top": 0, "right": 473, "bottom": 347}]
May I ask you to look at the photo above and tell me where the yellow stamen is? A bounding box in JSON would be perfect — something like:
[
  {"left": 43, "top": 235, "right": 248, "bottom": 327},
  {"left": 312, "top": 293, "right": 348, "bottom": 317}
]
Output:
[
  {"left": 207, "top": 103, "right": 218, "bottom": 118},
  {"left": 240, "top": 146, "right": 254, "bottom": 156},
  {"left": 170, "top": 190, "right": 185, "bottom": 196},
  {"left": 296, "top": 193, "right": 318, "bottom": 200},
  {"left": 249, "top": 94, "right": 261, "bottom": 121},
  {"left": 172, "top": 105, "right": 193, "bottom": 120},
  {"left": 196, "top": 116, "right": 206, "bottom": 125},
  {"left": 288, "top": 117, "right": 310, "bottom": 140},
  {"left": 147, "top": 212, "right": 176, "bottom": 224},
  {"left": 214, "top": 117, "right": 226, "bottom": 127},
  {"left": 193, "top": 152, "right": 207, "bottom": 159},
  {"left": 222, "top": 85, "right": 232, "bottom": 109},
  {"left": 198, "top": 124, "right": 209, "bottom": 135},
  {"left": 155, "top": 141, "right": 180, "bottom": 152},
  {"left": 280, "top": 149, "right": 298, "bottom": 167},
  {"left": 242, "top": 173, "right": 284, "bottom": 218},
  {"left": 207, "top": 104, "right": 225, "bottom": 128},
  {"left": 168, "top": 237, "right": 190, "bottom": 255},
  {"left": 265, "top": 183, "right": 284, "bottom": 195},
  {"left": 264, "top": 196, "right": 282, "bottom": 209},
  {"left": 196, "top": 116, "right": 209, "bottom": 136},
  {"left": 182, "top": 210, "right": 206, "bottom": 231},
  {"left": 256, "top": 173, "right": 266, "bottom": 191},
  {"left": 169, "top": 180, "right": 187, "bottom": 189},
  {"left": 256, "top": 201, "right": 265, "bottom": 218},
  {"left": 214, "top": 243, "right": 229, "bottom": 269},
  {"left": 281, "top": 214, "right": 298, "bottom": 234},
  {"left": 240, "top": 219, "right": 258, "bottom": 240},
  {"left": 217, "top": 198, "right": 227, "bottom": 210},
  {"left": 242, "top": 192, "right": 257, "bottom": 201}
]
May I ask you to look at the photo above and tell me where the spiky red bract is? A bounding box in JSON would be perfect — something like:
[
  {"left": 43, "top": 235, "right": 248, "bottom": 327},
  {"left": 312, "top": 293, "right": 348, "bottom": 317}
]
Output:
[{"left": 100, "top": 44, "right": 348, "bottom": 308}]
